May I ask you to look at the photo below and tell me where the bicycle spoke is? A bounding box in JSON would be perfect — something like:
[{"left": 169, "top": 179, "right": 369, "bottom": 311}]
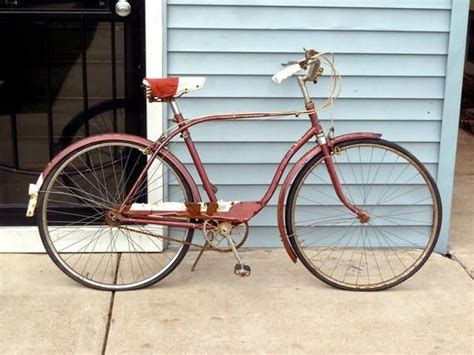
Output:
[
  {"left": 40, "top": 140, "right": 193, "bottom": 290},
  {"left": 289, "top": 141, "right": 440, "bottom": 290}
]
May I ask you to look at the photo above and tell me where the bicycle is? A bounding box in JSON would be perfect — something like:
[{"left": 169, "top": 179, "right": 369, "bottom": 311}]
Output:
[{"left": 26, "top": 49, "right": 442, "bottom": 292}]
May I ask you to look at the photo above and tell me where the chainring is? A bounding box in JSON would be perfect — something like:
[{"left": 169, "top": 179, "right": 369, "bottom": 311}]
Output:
[{"left": 202, "top": 220, "right": 249, "bottom": 252}]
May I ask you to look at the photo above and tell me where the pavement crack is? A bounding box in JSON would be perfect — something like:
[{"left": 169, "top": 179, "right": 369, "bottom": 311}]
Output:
[
  {"left": 101, "top": 253, "right": 121, "bottom": 355},
  {"left": 101, "top": 291, "right": 116, "bottom": 355},
  {"left": 447, "top": 253, "right": 473, "bottom": 279}
]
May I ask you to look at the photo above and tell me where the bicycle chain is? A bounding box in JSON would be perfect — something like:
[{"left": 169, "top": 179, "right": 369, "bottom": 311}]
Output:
[
  {"left": 119, "top": 225, "right": 208, "bottom": 249},
  {"left": 119, "top": 224, "right": 245, "bottom": 253}
]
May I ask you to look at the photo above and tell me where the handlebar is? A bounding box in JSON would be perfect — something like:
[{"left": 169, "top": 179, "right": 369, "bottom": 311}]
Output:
[
  {"left": 271, "top": 63, "right": 302, "bottom": 84},
  {"left": 272, "top": 49, "right": 323, "bottom": 85}
]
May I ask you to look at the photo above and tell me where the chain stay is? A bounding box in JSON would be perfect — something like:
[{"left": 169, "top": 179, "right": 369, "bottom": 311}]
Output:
[
  {"left": 119, "top": 225, "right": 207, "bottom": 249},
  {"left": 120, "top": 222, "right": 248, "bottom": 253}
]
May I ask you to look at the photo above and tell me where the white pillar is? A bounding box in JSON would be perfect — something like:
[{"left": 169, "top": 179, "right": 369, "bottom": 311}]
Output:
[
  {"left": 145, "top": 0, "right": 165, "bottom": 142},
  {"left": 144, "top": 0, "right": 166, "bottom": 249}
]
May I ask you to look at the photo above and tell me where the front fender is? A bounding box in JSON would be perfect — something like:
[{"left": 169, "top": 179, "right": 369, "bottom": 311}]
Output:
[
  {"left": 26, "top": 133, "right": 201, "bottom": 217},
  {"left": 277, "top": 132, "right": 382, "bottom": 263}
]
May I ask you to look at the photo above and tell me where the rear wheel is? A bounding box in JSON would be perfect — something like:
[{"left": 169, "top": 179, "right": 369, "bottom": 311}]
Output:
[
  {"left": 38, "top": 138, "right": 194, "bottom": 291},
  {"left": 286, "top": 139, "right": 442, "bottom": 291}
]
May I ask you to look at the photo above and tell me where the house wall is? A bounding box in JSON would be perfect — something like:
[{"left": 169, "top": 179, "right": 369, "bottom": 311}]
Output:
[
  {"left": 1, "top": 0, "right": 467, "bottom": 252},
  {"left": 164, "top": 0, "right": 469, "bottom": 251}
]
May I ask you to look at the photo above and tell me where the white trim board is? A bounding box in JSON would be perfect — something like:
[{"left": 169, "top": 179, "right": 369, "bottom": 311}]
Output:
[
  {"left": 145, "top": 0, "right": 164, "bottom": 142},
  {"left": 145, "top": 0, "right": 166, "bottom": 249},
  {"left": 0, "top": 227, "right": 44, "bottom": 253},
  {"left": 0, "top": 227, "right": 165, "bottom": 253}
]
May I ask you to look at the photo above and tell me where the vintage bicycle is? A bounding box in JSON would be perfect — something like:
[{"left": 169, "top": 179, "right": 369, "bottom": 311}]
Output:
[{"left": 26, "top": 49, "right": 442, "bottom": 292}]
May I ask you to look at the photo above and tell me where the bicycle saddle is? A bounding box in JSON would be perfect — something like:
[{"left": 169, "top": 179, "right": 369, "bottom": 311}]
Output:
[{"left": 143, "top": 77, "right": 206, "bottom": 101}]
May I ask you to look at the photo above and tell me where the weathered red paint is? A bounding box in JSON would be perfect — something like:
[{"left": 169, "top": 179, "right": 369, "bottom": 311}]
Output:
[
  {"left": 127, "top": 201, "right": 263, "bottom": 224},
  {"left": 148, "top": 109, "right": 313, "bottom": 157},
  {"left": 122, "top": 126, "right": 318, "bottom": 225},
  {"left": 102, "top": 109, "right": 380, "bottom": 263},
  {"left": 145, "top": 77, "right": 179, "bottom": 99},
  {"left": 121, "top": 108, "right": 314, "bottom": 209},
  {"left": 260, "top": 127, "right": 316, "bottom": 206},
  {"left": 306, "top": 105, "right": 360, "bottom": 213},
  {"left": 119, "top": 215, "right": 200, "bottom": 229},
  {"left": 174, "top": 113, "right": 218, "bottom": 202},
  {"left": 320, "top": 142, "right": 359, "bottom": 214},
  {"left": 277, "top": 132, "right": 382, "bottom": 263},
  {"left": 36, "top": 112, "right": 381, "bottom": 264}
]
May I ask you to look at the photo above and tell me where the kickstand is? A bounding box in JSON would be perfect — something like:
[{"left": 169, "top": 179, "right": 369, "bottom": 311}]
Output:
[{"left": 191, "top": 241, "right": 209, "bottom": 272}]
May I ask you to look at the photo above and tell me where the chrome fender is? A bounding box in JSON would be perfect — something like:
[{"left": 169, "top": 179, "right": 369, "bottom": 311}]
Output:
[
  {"left": 26, "top": 133, "right": 201, "bottom": 217},
  {"left": 277, "top": 132, "right": 382, "bottom": 263}
]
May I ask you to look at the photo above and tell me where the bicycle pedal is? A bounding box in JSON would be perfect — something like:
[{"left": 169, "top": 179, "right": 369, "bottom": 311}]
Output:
[{"left": 234, "top": 263, "right": 251, "bottom": 277}]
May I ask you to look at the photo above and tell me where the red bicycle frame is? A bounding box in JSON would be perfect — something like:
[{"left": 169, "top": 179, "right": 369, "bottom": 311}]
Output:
[
  {"left": 118, "top": 85, "right": 372, "bottom": 229},
  {"left": 31, "top": 75, "right": 381, "bottom": 262}
]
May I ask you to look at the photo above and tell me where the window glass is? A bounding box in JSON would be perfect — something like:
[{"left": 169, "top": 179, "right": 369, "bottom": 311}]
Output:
[{"left": 0, "top": 1, "right": 109, "bottom": 10}]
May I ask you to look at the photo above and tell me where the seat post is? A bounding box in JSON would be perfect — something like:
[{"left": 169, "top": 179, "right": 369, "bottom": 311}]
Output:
[
  {"left": 169, "top": 99, "right": 186, "bottom": 126},
  {"left": 169, "top": 99, "right": 181, "bottom": 117},
  {"left": 167, "top": 100, "right": 218, "bottom": 202}
]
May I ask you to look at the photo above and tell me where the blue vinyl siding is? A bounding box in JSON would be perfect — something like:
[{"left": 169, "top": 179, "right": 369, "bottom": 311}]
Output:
[{"left": 165, "top": 0, "right": 468, "bottom": 252}]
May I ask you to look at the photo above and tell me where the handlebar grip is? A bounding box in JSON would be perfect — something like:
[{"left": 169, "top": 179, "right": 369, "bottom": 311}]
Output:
[{"left": 272, "top": 63, "right": 302, "bottom": 84}]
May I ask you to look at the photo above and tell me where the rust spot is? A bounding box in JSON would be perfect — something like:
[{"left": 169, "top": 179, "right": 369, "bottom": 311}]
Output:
[
  {"left": 357, "top": 211, "right": 370, "bottom": 224},
  {"left": 184, "top": 202, "right": 201, "bottom": 217},
  {"left": 206, "top": 202, "right": 218, "bottom": 215},
  {"left": 183, "top": 202, "right": 219, "bottom": 217}
]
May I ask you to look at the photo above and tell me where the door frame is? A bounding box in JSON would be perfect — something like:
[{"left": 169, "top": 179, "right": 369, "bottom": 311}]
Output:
[{"left": 0, "top": 0, "right": 160, "bottom": 252}]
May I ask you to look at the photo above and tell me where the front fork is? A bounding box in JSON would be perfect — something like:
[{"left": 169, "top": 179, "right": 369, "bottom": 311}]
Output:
[{"left": 307, "top": 102, "right": 370, "bottom": 223}]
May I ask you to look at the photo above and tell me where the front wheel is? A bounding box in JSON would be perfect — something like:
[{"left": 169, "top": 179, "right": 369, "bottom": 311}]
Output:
[
  {"left": 286, "top": 139, "right": 442, "bottom": 291},
  {"left": 37, "top": 138, "right": 195, "bottom": 291}
]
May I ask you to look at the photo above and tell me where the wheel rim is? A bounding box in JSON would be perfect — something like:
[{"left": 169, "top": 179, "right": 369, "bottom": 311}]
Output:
[
  {"left": 289, "top": 142, "right": 440, "bottom": 290},
  {"left": 40, "top": 141, "right": 192, "bottom": 290}
]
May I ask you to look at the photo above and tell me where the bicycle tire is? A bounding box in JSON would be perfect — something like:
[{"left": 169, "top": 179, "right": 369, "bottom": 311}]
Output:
[
  {"left": 38, "top": 137, "right": 195, "bottom": 291},
  {"left": 286, "top": 138, "right": 442, "bottom": 291}
]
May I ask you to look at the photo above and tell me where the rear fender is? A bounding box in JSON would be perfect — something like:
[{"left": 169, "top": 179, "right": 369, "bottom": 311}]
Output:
[
  {"left": 277, "top": 132, "right": 382, "bottom": 263},
  {"left": 26, "top": 134, "right": 201, "bottom": 217}
]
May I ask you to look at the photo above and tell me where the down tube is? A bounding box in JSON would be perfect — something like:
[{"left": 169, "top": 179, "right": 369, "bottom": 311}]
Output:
[{"left": 259, "top": 127, "right": 316, "bottom": 206}]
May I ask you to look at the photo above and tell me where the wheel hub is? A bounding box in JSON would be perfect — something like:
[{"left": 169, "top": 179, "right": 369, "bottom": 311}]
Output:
[
  {"left": 357, "top": 211, "right": 371, "bottom": 224},
  {"left": 105, "top": 210, "right": 122, "bottom": 227}
]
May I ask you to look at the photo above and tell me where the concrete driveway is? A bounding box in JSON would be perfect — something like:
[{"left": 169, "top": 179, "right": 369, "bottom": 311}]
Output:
[
  {"left": 1, "top": 131, "right": 473, "bottom": 353},
  {"left": 449, "top": 129, "right": 474, "bottom": 276},
  {"left": 1, "top": 250, "right": 472, "bottom": 354}
]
